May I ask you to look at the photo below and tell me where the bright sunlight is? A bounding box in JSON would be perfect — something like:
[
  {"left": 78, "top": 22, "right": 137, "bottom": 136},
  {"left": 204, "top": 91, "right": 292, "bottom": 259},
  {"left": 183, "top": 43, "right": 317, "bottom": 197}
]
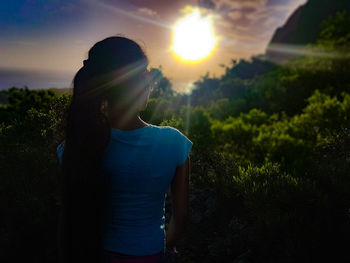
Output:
[{"left": 171, "top": 8, "right": 216, "bottom": 62}]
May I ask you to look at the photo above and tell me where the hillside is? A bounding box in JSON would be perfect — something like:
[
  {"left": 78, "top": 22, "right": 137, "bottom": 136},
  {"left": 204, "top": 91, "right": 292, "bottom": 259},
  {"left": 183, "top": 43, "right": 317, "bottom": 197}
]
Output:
[{"left": 266, "top": 0, "right": 350, "bottom": 61}]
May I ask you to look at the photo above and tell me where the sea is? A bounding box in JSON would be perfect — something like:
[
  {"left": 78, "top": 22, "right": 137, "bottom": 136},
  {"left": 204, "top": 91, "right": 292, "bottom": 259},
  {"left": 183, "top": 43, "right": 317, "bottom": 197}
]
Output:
[{"left": 0, "top": 68, "right": 75, "bottom": 91}]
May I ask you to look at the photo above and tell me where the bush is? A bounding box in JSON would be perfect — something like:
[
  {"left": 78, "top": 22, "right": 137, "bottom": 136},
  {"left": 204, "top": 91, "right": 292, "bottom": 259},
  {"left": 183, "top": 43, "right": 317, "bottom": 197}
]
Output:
[{"left": 0, "top": 94, "right": 69, "bottom": 262}]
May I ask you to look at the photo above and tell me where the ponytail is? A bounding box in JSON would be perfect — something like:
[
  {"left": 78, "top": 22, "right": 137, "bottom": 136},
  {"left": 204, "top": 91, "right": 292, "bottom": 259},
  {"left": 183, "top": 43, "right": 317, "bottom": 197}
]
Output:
[{"left": 59, "top": 64, "right": 111, "bottom": 263}]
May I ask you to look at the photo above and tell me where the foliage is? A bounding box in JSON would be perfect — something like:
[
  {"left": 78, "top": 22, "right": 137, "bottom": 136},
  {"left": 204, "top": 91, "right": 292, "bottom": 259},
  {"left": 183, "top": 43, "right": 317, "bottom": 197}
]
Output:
[
  {"left": 149, "top": 67, "right": 175, "bottom": 99},
  {"left": 0, "top": 94, "right": 69, "bottom": 262},
  {"left": 1, "top": 8, "right": 350, "bottom": 262},
  {"left": 190, "top": 73, "right": 221, "bottom": 106},
  {"left": 317, "top": 10, "right": 350, "bottom": 50},
  {"left": 221, "top": 56, "right": 277, "bottom": 81},
  {"left": 140, "top": 97, "right": 173, "bottom": 124},
  {"left": 0, "top": 87, "right": 63, "bottom": 124}
]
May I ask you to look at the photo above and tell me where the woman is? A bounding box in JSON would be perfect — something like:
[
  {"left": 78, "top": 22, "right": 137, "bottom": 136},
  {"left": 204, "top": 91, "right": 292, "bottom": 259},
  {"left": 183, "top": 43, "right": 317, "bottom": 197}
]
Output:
[{"left": 56, "top": 36, "right": 192, "bottom": 263}]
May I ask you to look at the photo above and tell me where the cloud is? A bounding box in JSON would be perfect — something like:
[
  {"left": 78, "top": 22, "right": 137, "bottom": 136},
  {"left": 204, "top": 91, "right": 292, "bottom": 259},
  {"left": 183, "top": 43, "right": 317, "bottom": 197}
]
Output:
[
  {"left": 214, "top": 0, "right": 306, "bottom": 38},
  {"left": 206, "top": 0, "right": 307, "bottom": 60},
  {"left": 198, "top": 0, "right": 216, "bottom": 9},
  {"left": 227, "top": 10, "right": 242, "bottom": 20},
  {"left": 215, "top": 0, "right": 267, "bottom": 10},
  {"left": 137, "top": 7, "right": 159, "bottom": 18}
]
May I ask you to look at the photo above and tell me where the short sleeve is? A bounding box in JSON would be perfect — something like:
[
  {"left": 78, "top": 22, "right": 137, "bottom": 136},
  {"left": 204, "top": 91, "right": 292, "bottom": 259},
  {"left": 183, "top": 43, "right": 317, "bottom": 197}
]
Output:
[
  {"left": 173, "top": 129, "right": 193, "bottom": 167},
  {"left": 57, "top": 140, "right": 65, "bottom": 165}
]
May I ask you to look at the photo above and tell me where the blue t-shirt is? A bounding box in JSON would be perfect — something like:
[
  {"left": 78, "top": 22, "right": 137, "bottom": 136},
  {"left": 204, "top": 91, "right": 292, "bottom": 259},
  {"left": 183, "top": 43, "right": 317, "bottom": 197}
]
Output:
[{"left": 56, "top": 125, "right": 192, "bottom": 256}]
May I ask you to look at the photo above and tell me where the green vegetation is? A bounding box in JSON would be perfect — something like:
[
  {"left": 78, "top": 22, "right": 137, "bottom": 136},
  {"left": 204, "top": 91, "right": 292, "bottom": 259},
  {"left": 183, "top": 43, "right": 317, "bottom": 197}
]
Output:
[{"left": 1, "top": 11, "right": 350, "bottom": 263}]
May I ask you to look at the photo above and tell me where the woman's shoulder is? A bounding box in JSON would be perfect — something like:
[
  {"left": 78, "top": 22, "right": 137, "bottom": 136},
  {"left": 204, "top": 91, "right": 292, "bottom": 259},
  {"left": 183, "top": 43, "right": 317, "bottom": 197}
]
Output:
[
  {"left": 152, "top": 125, "right": 192, "bottom": 146},
  {"left": 151, "top": 125, "right": 186, "bottom": 138},
  {"left": 152, "top": 124, "right": 178, "bottom": 132},
  {"left": 152, "top": 125, "right": 192, "bottom": 166}
]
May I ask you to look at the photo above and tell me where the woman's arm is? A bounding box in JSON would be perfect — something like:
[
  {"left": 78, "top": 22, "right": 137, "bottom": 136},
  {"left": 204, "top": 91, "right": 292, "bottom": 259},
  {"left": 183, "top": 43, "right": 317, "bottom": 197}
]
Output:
[{"left": 166, "top": 157, "right": 190, "bottom": 251}]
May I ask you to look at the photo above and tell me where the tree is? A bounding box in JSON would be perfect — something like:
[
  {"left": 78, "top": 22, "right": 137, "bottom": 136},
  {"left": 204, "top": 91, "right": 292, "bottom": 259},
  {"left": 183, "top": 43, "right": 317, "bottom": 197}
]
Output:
[
  {"left": 149, "top": 67, "right": 174, "bottom": 99},
  {"left": 317, "top": 10, "right": 350, "bottom": 50}
]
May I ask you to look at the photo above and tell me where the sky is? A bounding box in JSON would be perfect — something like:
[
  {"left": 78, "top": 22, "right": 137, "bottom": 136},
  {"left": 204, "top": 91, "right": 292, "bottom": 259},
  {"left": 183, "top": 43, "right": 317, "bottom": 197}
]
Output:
[{"left": 0, "top": 0, "right": 306, "bottom": 92}]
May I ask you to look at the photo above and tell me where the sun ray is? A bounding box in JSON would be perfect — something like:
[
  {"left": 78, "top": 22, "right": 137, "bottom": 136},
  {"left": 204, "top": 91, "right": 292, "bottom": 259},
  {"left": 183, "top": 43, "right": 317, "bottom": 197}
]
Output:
[
  {"left": 266, "top": 43, "right": 346, "bottom": 63},
  {"left": 82, "top": 0, "right": 171, "bottom": 29}
]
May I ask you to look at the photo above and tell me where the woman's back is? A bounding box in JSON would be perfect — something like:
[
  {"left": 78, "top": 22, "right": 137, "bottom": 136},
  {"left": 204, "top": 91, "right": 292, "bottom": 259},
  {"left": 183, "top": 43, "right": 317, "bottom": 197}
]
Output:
[
  {"left": 101, "top": 125, "right": 192, "bottom": 256},
  {"left": 57, "top": 124, "right": 192, "bottom": 256}
]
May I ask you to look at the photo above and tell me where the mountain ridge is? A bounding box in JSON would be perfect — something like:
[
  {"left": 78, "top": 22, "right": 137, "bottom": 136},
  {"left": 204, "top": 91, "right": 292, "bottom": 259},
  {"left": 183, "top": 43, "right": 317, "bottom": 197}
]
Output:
[{"left": 266, "top": 0, "right": 350, "bottom": 61}]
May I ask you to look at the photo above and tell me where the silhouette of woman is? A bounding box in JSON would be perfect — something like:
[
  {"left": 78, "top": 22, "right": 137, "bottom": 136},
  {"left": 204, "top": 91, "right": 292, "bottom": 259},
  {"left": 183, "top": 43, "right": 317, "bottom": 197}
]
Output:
[{"left": 56, "top": 36, "right": 192, "bottom": 263}]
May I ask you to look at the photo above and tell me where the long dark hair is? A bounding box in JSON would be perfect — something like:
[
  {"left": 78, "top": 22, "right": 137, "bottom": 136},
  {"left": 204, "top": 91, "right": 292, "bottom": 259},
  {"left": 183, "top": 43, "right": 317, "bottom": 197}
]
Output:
[{"left": 59, "top": 36, "right": 148, "bottom": 262}]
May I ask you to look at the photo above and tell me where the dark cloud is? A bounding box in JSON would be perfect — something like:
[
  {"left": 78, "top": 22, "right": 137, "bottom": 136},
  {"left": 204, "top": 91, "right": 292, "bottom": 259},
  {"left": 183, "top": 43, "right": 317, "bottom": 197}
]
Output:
[
  {"left": 214, "top": 0, "right": 304, "bottom": 33},
  {"left": 198, "top": 0, "right": 216, "bottom": 9}
]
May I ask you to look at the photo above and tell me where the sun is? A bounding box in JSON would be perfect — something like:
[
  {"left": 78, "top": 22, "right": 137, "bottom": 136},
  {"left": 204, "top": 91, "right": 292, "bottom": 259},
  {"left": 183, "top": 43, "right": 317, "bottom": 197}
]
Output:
[{"left": 171, "top": 8, "right": 216, "bottom": 62}]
